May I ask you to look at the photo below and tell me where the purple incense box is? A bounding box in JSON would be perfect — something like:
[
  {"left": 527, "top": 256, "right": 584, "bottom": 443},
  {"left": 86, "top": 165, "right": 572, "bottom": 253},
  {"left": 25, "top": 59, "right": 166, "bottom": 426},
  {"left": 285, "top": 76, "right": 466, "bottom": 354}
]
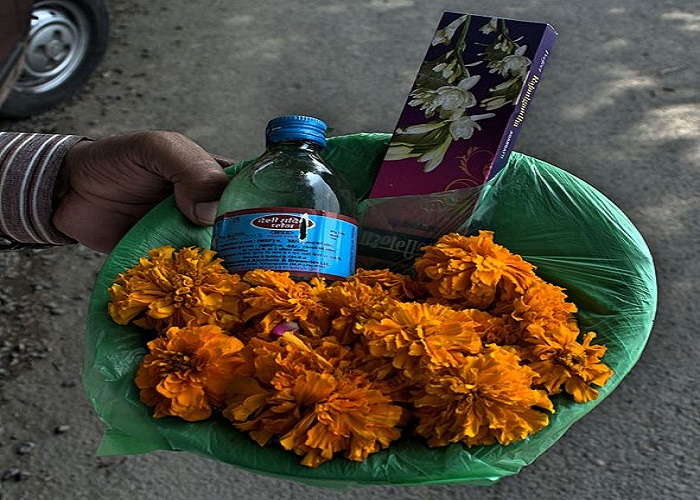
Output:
[{"left": 369, "top": 12, "right": 558, "bottom": 199}]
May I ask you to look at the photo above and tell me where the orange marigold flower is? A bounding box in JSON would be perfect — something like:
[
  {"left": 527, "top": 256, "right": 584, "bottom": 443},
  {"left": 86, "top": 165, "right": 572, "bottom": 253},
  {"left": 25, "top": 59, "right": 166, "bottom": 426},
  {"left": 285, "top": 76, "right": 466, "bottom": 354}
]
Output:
[
  {"left": 278, "top": 372, "right": 404, "bottom": 467},
  {"left": 523, "top": 324, "right": 614, "bottom": 403},
  {"left": 242, "top": 270, "right": 331, "bottom": 337},
  {"left": 499, "top": 281, "right": 579, "bottom": 340},
  {"left": 359, "top": 302, "right": 483, "bottom": 380},
  {"left": 108, "top": 246, "right": 249, "bottom": 333},
  {"left": 413, "top": 346, "right": 554, "bottom": 447},
  {"left": 415, "top": 231, "right": 539, "bottom": 309},
  {"left": 321, "top": 280, "right": 398, "bottom": 344},
  {"left": 224, "top": 333, "right": 344, "bottom": 444},
  {"left": 223, "top": 333, "right": 404, "bottom": 467},
  {"left": 135, "top": 325, "right": 246, "bottom": 421}
]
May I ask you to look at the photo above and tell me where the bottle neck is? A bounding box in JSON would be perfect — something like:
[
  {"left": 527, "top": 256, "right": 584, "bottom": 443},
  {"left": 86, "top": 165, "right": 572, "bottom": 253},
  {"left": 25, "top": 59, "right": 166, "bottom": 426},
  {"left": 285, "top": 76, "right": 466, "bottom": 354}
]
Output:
[{"left": 266, "top": 139, "right": 324, "bottom": 153}]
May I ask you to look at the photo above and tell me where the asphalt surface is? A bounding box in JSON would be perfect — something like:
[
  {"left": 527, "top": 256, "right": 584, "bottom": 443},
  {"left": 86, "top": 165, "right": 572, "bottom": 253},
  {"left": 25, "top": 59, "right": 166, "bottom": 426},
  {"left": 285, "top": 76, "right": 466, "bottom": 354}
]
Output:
[{"left": 1, "top": 0, "right": 698, "bottom": 499}]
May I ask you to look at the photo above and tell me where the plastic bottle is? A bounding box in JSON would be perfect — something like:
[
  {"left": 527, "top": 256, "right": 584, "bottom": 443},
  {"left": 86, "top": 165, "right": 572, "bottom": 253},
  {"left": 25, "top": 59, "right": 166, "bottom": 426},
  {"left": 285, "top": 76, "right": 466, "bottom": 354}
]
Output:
[{"left": 212, "top": 115, "right": 358, "bottom": 280}]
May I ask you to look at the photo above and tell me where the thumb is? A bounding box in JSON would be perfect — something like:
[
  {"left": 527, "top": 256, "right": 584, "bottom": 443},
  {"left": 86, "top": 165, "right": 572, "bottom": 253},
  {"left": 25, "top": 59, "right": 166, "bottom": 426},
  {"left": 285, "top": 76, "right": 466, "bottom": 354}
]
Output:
[{"left": 172, "top": 159, "right": 230, "bottom": 225}]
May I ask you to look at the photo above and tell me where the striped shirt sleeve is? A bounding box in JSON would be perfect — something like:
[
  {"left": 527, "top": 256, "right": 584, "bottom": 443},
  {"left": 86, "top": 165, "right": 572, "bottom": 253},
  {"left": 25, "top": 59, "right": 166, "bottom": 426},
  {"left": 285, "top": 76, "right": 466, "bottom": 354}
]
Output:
[{"left": 0, "top": 131, "right": 85, "bottom": 247}]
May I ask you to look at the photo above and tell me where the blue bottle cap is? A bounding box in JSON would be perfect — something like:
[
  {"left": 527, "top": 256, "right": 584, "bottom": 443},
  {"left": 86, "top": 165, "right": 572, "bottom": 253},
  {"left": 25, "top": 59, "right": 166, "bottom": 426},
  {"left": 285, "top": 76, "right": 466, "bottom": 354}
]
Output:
[{"left": 266, "top": 115, "right": 328, "bottom": 148}]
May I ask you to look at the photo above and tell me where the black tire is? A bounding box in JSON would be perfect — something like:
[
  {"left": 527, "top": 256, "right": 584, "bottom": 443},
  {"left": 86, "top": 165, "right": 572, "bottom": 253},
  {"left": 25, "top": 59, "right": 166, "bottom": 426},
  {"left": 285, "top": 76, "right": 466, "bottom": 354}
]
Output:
[{"left": 0, "top": 0, "right": 109, "bottom": 119}]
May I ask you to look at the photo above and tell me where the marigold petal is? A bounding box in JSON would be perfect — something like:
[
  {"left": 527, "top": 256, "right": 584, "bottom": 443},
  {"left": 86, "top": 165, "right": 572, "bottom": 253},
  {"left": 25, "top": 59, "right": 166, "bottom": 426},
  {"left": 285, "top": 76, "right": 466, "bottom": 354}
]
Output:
[{"left": 564, "top": 377, "right": 600, "bottom": 403}]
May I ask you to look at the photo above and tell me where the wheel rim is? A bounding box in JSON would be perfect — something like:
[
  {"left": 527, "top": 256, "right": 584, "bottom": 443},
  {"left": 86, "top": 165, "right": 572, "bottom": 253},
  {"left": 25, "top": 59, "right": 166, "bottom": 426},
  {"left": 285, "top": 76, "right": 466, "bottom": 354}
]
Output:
[{"left": 15, "top": 1, "right": 91, "bottom": 94}]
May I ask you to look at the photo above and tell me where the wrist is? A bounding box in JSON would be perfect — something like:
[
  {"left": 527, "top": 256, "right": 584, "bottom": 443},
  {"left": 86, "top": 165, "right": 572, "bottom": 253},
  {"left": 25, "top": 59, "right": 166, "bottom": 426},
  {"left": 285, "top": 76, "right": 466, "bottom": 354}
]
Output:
[{"left": 54, "top": 139, "right": 91, "bottom": 207}]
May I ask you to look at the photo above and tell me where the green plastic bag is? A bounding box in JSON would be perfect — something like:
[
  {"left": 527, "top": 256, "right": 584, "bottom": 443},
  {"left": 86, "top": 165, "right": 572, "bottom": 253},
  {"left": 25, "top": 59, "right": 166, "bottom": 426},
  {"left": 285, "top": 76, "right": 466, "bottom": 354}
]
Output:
[{"left": 84, "top": 133, "right": 657, "bottom": 488}]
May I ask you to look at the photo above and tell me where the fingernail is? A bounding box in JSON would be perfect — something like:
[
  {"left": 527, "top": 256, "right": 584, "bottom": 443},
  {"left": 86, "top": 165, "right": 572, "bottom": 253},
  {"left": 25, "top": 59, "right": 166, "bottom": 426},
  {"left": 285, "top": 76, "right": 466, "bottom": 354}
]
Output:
[{"left": 194, "top": 201, "right": 218, "bottom": 225}]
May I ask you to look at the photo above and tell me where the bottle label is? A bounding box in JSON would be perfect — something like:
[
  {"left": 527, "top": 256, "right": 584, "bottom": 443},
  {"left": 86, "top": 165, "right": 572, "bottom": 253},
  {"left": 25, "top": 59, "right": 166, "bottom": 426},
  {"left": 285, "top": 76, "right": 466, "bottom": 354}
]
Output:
[{"left": 213, "top": 207, "right": 358, "bottom": 280}]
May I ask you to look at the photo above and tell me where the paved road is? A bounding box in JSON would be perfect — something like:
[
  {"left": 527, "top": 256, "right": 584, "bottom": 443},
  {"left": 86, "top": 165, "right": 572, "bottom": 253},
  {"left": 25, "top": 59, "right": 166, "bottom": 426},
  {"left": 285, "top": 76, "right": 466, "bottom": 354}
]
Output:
[{"left": 1, "top": 0, "right": 698, "bottom": 499}]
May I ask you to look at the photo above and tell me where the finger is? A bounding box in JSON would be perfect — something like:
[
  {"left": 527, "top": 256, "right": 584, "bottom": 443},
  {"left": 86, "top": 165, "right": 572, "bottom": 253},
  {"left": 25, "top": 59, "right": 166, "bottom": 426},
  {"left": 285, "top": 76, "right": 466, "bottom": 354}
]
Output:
[{"left": 138, "top": 132, "right": 230, "bottom": 226}]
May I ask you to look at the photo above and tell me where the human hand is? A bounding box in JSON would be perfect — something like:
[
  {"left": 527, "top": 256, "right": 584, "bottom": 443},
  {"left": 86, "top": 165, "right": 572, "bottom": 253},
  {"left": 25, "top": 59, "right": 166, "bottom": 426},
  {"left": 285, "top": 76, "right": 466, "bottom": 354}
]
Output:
[{"left": 52, "top": 131, "right": 232, "bottom": 253}]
